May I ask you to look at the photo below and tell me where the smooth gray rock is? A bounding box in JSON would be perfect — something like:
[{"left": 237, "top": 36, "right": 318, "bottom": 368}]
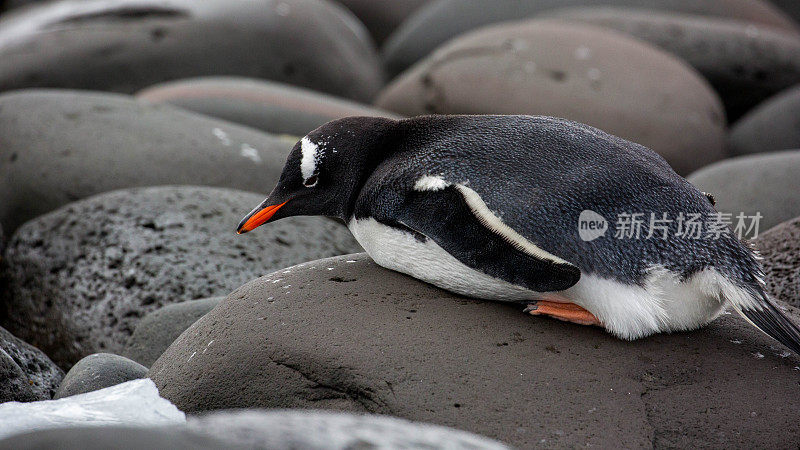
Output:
[
  {"left": 149, "top": 254, "right": 800, "bottom": 449},
  {"left": 0, "top": 410, "right": 507, "bottom": 449},
  {"left": 0, "top": 0, "right": 383, "bottom": 102},
  {"left": 1, "top": 186, "right": 362, "bottom": 368},
  {"left": 335, "top": 0, "right": 431, "bottom": 44},
  {"left": 54, "top": 353, "right": 147, "bottom": 399},
  {"left": 728, "top": 84, "right": 800, "bottom": 155},
  {"left": 382, "top": 0, "right": 799, "bottom": 76},
  {"left": 137, "top": 77, "right": 401, "bottom": 138},
  {"left": 0, "top": 89, "right": 293, "bottom": 235},
  {"left": 544, "top": 7, "right": 800, "bottom": 121},
  {"left": 0, "top": 326, "right": 63, "bottom": 402},
  {"left": 756, "top": 216, "right": 800, "bottom": 309},
  {"left": 186, "top": 410, "right": 509, "bottom": 449},
  {"left": 687, "top": 150, "right": 800, "bottom": 230},
  {"left": 376, "top": 19, "right": 726, "bottom": 175},
  {"left": 123, "top": 297, "right": 224, "bottom": 367}
]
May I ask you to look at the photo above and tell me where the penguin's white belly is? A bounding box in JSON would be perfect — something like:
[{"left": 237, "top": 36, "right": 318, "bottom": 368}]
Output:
[{"left": 348, "top": 217, "right": 538, "bottom": 301}]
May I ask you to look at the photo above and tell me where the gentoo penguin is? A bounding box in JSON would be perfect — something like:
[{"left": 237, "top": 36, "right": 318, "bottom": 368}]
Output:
[{"left": 237, "top": 115, "right": 800, "bottom": 353}]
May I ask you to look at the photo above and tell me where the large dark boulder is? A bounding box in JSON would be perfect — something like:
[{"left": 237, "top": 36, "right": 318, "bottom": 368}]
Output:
[
  {"left": 0, "top": 89, "right": 292, "bottom": 235},
  {"left": 0, "top": 0, "right": 383, "bottom": 101},
  {"left": 1, "top": 186, "right": 362, "bottom": 368},
  {"left": 0, "top": 326, "right": 63, "bottom": 402},
  {"left": 756, "top": 216, "right": 800, "bottom": 309},
  {"left": 382, "top": 0, "right": 799, "bottom": 76},
  {"left": 149, "top": 254, "right": 800, "bottom": 449},
  {"left": 122, "top": 297, "right": 224, "bottom": 367},
  {"left": 728, "top": 84, "right": 800, "bottom": 155},
  {"left": 544, "top": 8, "right": 800, "bottom": 121},
  {"left": 54, "top": 353, "right": 148, "bottom": 399},
  {"left": 376, "top": 19, "right": 726, "bottom": 175},
  {"left": 687, "top": 150, "right": 800, "bottom": 230},
  {"left": 137, "top": 77, "right": 400, "bottom": 138}
]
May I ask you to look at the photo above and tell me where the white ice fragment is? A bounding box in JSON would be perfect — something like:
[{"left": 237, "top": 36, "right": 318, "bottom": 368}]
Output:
[
  {"left": 574, "top": 45, "right": 591, "bottom": 60},
  {"left": 241, "top": 144, "right": 262, "bottom": 164},
  {"left": 0, "top": 379, "right": 185, "bottom": 440},
  {"left": 753, "top": 352, "right": 764, "bottom": 359},
  {"left": 730, "top": 339, "right": 741, "bottom": 344},
  {"left": 276, "top": 2, "right": 290, "bottom": 16},
  {"left": 212, "top": 128, "right": 231, "bottom": 146}
]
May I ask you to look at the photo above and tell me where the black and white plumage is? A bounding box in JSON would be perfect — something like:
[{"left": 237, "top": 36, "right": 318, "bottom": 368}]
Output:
[{"left": 237, "top": 115, "right": 800, "bottom": 353}]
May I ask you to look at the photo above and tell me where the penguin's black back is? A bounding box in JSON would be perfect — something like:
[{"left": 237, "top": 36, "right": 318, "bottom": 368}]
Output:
[{"left": 355, "top": 115, "right": 753, "bottom": 285}]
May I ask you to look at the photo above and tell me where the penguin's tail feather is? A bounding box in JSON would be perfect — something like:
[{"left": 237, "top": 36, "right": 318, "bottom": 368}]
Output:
[{"left": 729, "top": 287, "right": 800, "bottom": 355}]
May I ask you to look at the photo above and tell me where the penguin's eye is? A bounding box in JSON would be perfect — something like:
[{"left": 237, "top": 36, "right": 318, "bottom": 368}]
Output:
[{"left": 303, "top": 175, "right": 319, "bottom": 187}]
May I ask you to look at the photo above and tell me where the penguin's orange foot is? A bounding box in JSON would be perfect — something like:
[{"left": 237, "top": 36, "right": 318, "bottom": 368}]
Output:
[{"left": 525, "top": 301, "right": 601, "bottom": 326}]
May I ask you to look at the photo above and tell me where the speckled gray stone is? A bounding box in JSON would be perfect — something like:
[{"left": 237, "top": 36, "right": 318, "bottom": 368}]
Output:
[
  {"left": 543, "top": 7, "right": 800, "bottom": 121},
  {"left": 376, "top": 19, "right": 726, "bottom": 175},
  {"left": 149, "top": 254, "right": 800, "bottom": 449},
  {"left": 382, "top": 0, "right": 799, "bottom": 76},
  {"left": 0, "top": 326, "right": 63, "bottom": 402},
  {"left": 728, "top": 85, "right": 800, "bottom": 156},
  {"left": 1, "top": 186, "right": 362, "bottom": 368},
  {"left": 0, "top": 0, "right": 383, "bottom": 102},
  {"left": 0, "top": 89, "right": 293, "bottom": 235},
  {"left": 687, "top": 150, "right": 800, "bottom": 230},
  {"left": 137, "top": 77, "right": 401, "bottom": 137},
  {"left": 756, "top": 216, "right": 800, "bottom": 309},
  {"left": 123, "top": 297, "right": 224, "bottom": 367},
  {"left": 54, "top": 353, "right": 148, "bottom": 399}
]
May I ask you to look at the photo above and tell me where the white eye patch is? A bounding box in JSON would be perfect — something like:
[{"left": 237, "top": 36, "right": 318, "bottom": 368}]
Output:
[{"left": 300, "top": 136, "right": 320, "bottom": 181}]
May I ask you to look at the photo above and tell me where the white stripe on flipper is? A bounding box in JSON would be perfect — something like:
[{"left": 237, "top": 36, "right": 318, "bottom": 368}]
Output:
[
  {"left": 300, "top": 137, "right": 319, "bottom": 180},
  {"left": 413, "top": 175, "right": 571, "bottom": 267}
]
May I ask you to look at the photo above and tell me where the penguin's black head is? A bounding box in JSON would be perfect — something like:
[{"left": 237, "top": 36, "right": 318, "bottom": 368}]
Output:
[{"left": 237, "top": 116, "right": 396, "bottom": 234}]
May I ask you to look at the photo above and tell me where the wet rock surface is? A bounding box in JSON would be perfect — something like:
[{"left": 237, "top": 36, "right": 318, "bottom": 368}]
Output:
[
  {"left": 376, "top": 19, "right": 726, "bottom": 175},
  {"left": 687, "top": 150, "right": 800, "bottom": 230},
  {"left": 544, "top": 7, "right": 800, "bottom": 121},
  {"left": 122, "top": 297, "right": 224, "bottom": 367},
  {"left": 149, "top": 254, "right": 800, "bottom": 449},
  {"left": 0, "top": 89, "right": 293, "bottom": 234},
  {"left": 0, "top": 0, "right": 384, "bottom": 101},
  {"left": 0, "top": 326, "right": 63, "bottom": 402},
  {"left": 756, "top": 216, "right": 800, "bottom": 309},
  {"left": 54, "top": 353, "right": 148, "bottom": 399},
  {"left": 728, "top": 84, "right": 800, "bottom": 156},
  {"left": 137, "top": 77, "right": 400, "bottom": 138},
  {"left": 382, "top": 0, "right": 799, "bottom": 76},
  {"left": 1, "top": 186, "right": 362, "bottom": 368}
]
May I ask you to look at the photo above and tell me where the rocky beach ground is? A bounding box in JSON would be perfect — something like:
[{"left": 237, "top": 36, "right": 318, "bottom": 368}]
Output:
[{"left": 1, "top": 0, "right": 799, "bottom": 448}]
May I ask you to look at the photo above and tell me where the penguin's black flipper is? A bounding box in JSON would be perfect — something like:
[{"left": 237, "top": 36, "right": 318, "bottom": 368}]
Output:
[{"left": 392, "top": 184, "right": 581, "bottom": 293}]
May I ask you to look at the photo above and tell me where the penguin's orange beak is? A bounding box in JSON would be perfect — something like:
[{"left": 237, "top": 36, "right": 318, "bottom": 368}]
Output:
[{"left": 236, "top": 201, "right": 288, "bottom": 234}]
